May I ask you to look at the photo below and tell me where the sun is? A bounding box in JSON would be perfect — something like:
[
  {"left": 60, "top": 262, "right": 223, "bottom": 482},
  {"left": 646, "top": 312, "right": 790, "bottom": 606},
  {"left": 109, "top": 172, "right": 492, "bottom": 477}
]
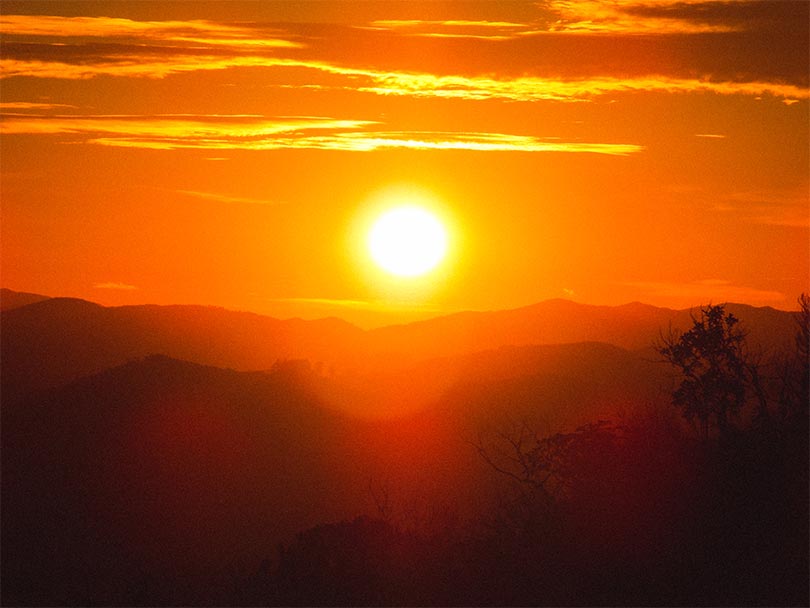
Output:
[{"left": 367, "top": 205, "right": 448, "bottom": 277}]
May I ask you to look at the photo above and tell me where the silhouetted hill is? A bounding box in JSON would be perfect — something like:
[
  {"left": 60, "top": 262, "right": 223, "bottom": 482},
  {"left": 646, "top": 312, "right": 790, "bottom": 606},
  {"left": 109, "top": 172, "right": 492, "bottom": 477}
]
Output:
[
  {"left": 0, "top": 287, "right": 50, "bottom": 311},
  {"left": 342, "top": 341, "right": 669, "bottom": 422},
  {"left": 367, "top": 299, "right": 798, "bottom": 361},
  {"left": 0, "top": 297, "right": 364, "bottom": 403},
  {"left": 1, "top": 294, "right": 798, "bottom": 408},
  {"left": 436, "top": 341, "right": 670, "bottom": 429},
  {"left": 2, "top": 355, "right": 370, "bottom": 605}
]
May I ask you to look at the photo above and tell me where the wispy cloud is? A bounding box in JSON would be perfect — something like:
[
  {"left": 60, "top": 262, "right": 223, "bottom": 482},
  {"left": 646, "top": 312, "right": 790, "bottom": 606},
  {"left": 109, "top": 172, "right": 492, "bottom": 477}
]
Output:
[
  {"left": 352, "top": 71, "right": 809, "bottom": 103},
  {"left": 371, "top": 20, "right": 529, "bottom": 29},
  {"left": 271, "top": 297, "right": 379, "bottom": 310},
  {"left": 4, "top": 52, "right": 804, "bottom": 105},
  {"left": 714, "top": 189, "right": 810, "bottom": 228},
  {"left": 0, "top": 112, "right": 642, "bottom": 155},
  {"left": 364, "top": 19, "right": 533, "bottom": 40},
  {"left": 176, "top": 190, "right": 287, "bottom": 205},
  {"left": 270, "top": 297, "right": 443, "bottom": 314},
  {"left": 0, "top": 112, "right": 373, "bottom": 138},
  {"left": 0, "top": 101, "right": 77, "bottom": 110},
  {"left": 694, "top": 133, "right": 726, "bottom": 138},
  {"left": 0, "top": 15, "right": 301, "bottom": 48},
  {"left": 546, "top": 0, "right": 746, "bottom": 35},
  {"left": 0, "top": 56, "right": 285, "bottom": 80},
  {"left": 94, "top": 282, "right": 137, "bottom": 291},
  {"left": 625, "top": 279, "right": 786, "bottom": 306}
]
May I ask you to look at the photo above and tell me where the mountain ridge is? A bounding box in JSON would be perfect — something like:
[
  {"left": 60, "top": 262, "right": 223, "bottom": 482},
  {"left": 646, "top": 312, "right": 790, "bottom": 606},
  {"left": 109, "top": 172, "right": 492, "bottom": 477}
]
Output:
[
  {"left": 1, "top": 288, "right": 798, "bottom": 404},
  {"left": 0, "top": 287, "right": 51, "bottom": 311}
]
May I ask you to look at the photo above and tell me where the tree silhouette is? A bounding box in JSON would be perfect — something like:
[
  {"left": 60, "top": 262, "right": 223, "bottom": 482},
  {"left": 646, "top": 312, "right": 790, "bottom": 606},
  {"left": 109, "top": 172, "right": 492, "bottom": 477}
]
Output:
[
  {"left": 795, "top": 293, "right": 809, "bottom": 407},
  {"left": 657, "top": 304, "right": 748, "bottom": 439},
  {"left": 777, "top": 293, "right": 810, "bottom": 422}
]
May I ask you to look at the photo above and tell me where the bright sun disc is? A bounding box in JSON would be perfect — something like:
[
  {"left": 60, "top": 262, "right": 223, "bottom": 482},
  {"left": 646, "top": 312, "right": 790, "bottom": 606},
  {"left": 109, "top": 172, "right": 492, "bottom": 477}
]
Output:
[{"left": 368, "top": 206, "right": 448, "bottom": 277}]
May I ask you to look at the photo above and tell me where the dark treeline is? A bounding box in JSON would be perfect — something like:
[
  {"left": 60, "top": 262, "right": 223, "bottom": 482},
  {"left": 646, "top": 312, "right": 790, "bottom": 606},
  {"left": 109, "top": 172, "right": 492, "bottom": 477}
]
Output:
[{"left": 1, "top": 301, "right": 808, "bottom": 606}]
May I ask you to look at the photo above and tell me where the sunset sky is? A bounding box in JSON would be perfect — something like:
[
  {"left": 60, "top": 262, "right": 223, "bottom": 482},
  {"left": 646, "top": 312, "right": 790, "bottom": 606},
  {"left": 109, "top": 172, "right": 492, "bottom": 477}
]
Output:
[{"left": 2, "top": 0, "right": 808, "bottom": 327}]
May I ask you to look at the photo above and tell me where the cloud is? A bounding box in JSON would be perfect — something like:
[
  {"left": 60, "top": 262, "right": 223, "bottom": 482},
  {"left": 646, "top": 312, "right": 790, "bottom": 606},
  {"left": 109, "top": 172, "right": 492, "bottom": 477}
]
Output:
[
  {"left": 351, "top": 71, "right": 809, "bottom": 103},
  {"left": 176, "top": 190, "right": 287, "bottom": 205},
  {"left": 270, "top": 297, "right": 379, "bottom": 310},
  {"left": 1, "top": 11, "right": 805, "bottom": 104},
  {"left": 0, "top": 112, "right": 642, "bottom": 155},
  {"left": 366, "top": 3, "right": 789, "bottom": 38},
  {"left": 94, "top": 282, "right": 137, "bottom": 290},
  {"left": 625, "top": 279, "right": 786, "bottom": 305},
  {"left": 545, "top": 0, "right": 761, "bottom": 35},
  {"left": 0, "top": 55, "right": 284, "bottom": 80},
  {"left": 0, "top": 112, "right": 374, "bottom": 138},
  {"left": 694, "top": 133, "right": 726, "bottom": 138},
  {"left": 714, "top": 190, "right": 810, "bottom": 228},
  {"left": 270, "top": 297, "right": 442, "bottom": 314},
  {"left": 3, "top": 50, "right": 805, "bottom": 105},
  {"left": 363, "top": 19, "right": 534, "bottom": 40},
  {"left": 371, "top": 20, "right": 529, "bottom": 29},
  {"left": 0, "top": 101, "right": 77, "bottom": 110},
  {"left": 1, "top": 10, "right": 806, "bottom": 106},
  {"left": 0, "top": 15, "right": 301, "bottom": 49}
]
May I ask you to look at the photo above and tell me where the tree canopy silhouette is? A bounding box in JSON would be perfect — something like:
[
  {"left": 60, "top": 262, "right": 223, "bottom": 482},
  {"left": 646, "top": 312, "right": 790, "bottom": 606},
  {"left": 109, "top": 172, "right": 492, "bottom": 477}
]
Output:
[{"left": 657, "top": 304, "right": 749, "bottom": 439}]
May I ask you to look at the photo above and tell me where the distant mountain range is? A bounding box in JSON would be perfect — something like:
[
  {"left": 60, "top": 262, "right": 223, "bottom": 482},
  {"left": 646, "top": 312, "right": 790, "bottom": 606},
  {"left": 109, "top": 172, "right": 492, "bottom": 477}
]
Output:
[
  {"left": 0, "top": 287, "right": 50, "bottom": 311},
  {"left": 1, "top": 288, "right": 798, "bottom": 405}
]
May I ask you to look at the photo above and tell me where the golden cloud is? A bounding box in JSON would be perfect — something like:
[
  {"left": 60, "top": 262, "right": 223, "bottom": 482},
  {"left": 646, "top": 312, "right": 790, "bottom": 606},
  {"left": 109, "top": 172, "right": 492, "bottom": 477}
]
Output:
[
  {"left": 0, "top": 113, "right": 642, "bottom": 155},
  {"left": 0, "top": 113, "right": 374, "bottom": 137},
  {"left": 0, "top": 15, "right": 301, "bottom": 48},
  {"left": 0, "top": 56, "right": 282, "bottom": 80},
  {"left": 176, "top": 190, "right": 287, "bottom": 205},
  {"left": 357, "top": 72, "right": 810, "bottom": 102},
  {"left": 370, "top": 20, "right": 528, "bottom": 29},
  {"left": 0, "top": 101, "right": 77, "bottom": 110},
  {"left": 547, "top": 0, "right": 741, "bottom": 35},
  {"left": 2, "top": 53, "right": 805, "bottom": 104},
  {"left": 364, "top": 19, "right": 532, "bottom": 40},
  {"left": 93, "top": 282, "right": 138, "bottom": 290}
]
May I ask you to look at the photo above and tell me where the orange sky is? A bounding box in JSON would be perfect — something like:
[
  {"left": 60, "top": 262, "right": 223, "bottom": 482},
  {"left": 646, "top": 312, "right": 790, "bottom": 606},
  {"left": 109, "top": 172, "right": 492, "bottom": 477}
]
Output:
[{"left": 1, "top": 0, "right": 808, "bottom": 327}]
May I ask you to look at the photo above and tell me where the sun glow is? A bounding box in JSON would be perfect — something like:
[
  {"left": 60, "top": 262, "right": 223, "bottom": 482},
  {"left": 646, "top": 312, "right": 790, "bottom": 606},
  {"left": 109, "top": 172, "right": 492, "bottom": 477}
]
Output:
[{"left": 368, "top": 206, "right": 448, "bottom": 277}]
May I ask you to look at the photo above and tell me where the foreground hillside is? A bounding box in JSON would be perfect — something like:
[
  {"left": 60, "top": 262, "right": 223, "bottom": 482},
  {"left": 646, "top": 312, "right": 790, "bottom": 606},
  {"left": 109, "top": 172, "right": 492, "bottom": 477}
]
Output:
[{"left": 4, "top": 351, "right": 806, "bottom": 606}]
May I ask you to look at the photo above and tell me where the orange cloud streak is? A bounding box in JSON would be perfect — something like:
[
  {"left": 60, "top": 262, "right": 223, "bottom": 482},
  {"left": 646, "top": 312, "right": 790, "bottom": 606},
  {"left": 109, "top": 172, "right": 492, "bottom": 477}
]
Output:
[
  {"left": 0, "top": 114, "right": 374, "bottom": 137},
  {"left": 2, "top": 53, "right": 805, "bottom": 104},
  {"left": 547, "top": 0, "right": 741, "bottom": 35},
  {"left": 94, "top": 282, "right": 138, "bottom": 290},
  {"left": 0, "top": 113, "right": 641, "bottom": 154},
  {"left": 176, "top": 190, "right": 288, "bottom": 206},
  {"left": 0, "top": 14, "right": 301, "bottom": 48},
  {"left": 365, "top": 19, "right": 530, "bottom": 40}
]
